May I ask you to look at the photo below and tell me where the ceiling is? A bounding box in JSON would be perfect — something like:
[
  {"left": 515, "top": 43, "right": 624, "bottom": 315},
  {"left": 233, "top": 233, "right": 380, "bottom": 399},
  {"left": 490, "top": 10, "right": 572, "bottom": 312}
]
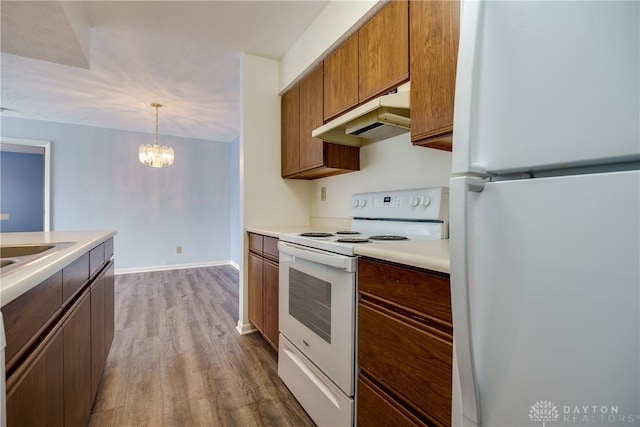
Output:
[{"left": 0, "top": 1, "right": 330, "bottom": 143}]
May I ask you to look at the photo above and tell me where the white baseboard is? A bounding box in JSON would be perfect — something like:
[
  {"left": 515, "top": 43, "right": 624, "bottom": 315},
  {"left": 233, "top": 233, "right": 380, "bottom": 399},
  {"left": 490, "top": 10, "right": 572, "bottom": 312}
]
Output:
[
  {"left": 229, "top": 261, "right": 240, "bottom": 270},
  {"left": 236, "top": 320, "right": 258, "bottom": 335},
  {"left": 115, "top": 260, "right": 235, "bottom": 275}
]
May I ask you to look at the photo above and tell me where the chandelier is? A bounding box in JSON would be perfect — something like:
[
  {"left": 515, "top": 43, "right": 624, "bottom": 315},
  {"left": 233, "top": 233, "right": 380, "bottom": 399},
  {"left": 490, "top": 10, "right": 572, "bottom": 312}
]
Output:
[{"left": 139, "top": 103, "right": 174, "bottom": 167}]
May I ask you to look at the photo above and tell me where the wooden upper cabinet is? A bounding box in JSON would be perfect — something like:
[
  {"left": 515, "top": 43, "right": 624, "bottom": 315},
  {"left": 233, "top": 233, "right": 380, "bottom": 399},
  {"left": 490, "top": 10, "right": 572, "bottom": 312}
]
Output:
[
  {"left": 410, "top": 0, "right": 460, "bottom": 151},
  {"left": 323, "top": 33, "right": 359, "bottom": 121},
  {"left": 358, "top": 0, "right": 409, "bottom": 103},
  {"left": 281, "top": 84, "right": 300, "bottom": 177},
  {"left": 299, "top": 65, "right": 325, "bottom": 171}
]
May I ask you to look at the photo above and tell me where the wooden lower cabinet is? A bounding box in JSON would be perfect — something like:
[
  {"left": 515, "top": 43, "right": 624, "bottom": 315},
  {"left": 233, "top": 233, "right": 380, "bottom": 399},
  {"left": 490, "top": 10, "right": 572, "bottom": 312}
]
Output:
[
  {"left": 6, "top": 327, "right": 64, "bottom": 427},
  {"left": 358, "top": 258, "right": 453, "bottom": 427},
  {"left": 247, "top": 232, "right": 279, "bottom": 350},
  {"left": 5, "top": 239, "right": 115, "bottom": 427},
  {"left": 262, "top": 259, "right": 279, "bottom": 348},
  {"left": 63, "top": 290, "right": 92, "bottom": 427}
]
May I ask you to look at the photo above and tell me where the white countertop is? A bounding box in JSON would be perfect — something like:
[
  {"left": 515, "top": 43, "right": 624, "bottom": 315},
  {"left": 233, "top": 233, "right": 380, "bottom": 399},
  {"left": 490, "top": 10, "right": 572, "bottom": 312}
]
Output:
[
  {"left": 354, "top": 239, "right": 450, "bottom": 274},
  {"left": 247, "top": 225, "right": 450, "bottom": 274},
  {"left": 0, "top": 230, "right": 116, "bottom": 307}
]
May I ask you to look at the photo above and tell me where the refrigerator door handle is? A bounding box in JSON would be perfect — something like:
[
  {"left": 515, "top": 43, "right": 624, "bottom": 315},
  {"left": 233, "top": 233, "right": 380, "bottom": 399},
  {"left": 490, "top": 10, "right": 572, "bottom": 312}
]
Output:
[
  {"left": 450, "top": 176, "right": 484, "bottom": 427},
  {"left": 452, "top": 0, "right": 487, "bottom": 176}
]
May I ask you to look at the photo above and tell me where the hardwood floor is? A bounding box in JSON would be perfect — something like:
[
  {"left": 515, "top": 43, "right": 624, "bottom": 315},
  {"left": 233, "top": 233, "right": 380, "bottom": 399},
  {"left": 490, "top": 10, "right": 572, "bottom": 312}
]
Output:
[{"left": 89, "top": 266, "right": 314, "bottom": 427}]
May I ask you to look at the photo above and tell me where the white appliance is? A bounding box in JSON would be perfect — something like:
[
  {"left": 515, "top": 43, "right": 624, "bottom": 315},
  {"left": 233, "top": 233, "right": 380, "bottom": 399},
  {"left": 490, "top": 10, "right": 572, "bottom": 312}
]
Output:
[
  {"left": 278, "top": 187, "right": 449, "bottom": 427},
  {"left": 450, "top": 1, "right": 640, "bottom": 427}
]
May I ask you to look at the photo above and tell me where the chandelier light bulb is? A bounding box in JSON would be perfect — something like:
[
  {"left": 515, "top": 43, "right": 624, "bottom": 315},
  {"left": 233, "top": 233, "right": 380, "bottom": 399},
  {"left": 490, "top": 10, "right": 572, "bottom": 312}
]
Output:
[{"left": 139, "top": 103, "right": 174, "bottom": 167}]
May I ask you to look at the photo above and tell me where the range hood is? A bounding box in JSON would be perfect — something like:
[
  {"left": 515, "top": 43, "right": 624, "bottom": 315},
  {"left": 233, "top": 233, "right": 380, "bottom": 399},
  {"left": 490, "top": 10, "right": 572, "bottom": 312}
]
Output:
[{"left": 312, "top": 89, "right": 410, "bottom": 147}]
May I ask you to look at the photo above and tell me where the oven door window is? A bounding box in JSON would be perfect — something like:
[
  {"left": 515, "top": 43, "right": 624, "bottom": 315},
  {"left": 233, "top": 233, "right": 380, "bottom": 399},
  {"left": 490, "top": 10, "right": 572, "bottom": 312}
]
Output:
[{"left": 289, "top": 268, "right": 331, "bottom": 343}]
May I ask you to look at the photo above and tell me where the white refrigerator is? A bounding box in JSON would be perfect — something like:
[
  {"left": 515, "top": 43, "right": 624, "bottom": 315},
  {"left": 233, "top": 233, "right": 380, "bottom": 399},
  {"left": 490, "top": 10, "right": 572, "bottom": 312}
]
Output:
[{"left": 449, "top": 1, "right": 640, "bottom": 426}]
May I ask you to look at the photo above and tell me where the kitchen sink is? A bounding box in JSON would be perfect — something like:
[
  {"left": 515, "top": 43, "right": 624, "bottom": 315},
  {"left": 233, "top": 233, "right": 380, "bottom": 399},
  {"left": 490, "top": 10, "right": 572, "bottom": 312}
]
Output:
[
  {"left": 0, "top": 244, "right": 56, "bottom": 258},
  {"left": 0, "top": 259, "right": 16, "bottom": 268},
  {"left": 0, "top": 242, "right": 75, "bottom": 276}
]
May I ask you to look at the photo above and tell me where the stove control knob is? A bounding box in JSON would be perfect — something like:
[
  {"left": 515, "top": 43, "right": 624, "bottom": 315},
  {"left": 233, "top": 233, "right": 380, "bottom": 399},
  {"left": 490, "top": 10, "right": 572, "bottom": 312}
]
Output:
[
  {"left": 359, "top": 199, "right": 367, "bottom": 207},
  {"left": 420, "top": 196, "right": 431, "bottom": 207},
  {"left": 409, "top": 196, "right": 420, "bottom": 207},
  {"left": 352, "top": 199, "right": 360, "bottom": 207}
]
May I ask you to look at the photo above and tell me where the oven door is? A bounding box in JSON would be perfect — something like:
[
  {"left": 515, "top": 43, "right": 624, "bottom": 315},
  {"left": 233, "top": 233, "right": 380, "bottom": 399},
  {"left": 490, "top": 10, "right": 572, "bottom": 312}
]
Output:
[{"left": 278, "top": 241, "right": 356, "bottom": 396}]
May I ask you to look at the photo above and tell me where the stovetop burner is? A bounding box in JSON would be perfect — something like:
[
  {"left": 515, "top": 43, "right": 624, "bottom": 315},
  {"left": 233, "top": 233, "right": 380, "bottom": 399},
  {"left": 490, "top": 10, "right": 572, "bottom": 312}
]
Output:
[
  {"left": 335, "top": 238, "right": 371, "bottom": 244},
  {"left": 299, "top": 232, "right": 334, "bottom": 238},
  {"left": 335, "top": 231, "right": 361, "bottom": 235},
  {"left": 368, "top": 235, "right": 409, "bottom": 241}
]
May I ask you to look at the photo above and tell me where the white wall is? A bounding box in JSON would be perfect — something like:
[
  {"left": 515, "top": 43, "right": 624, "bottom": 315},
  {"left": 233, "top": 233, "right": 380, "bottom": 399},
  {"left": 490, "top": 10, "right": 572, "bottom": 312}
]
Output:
[
  {"left": 229, "top": 136, "right": 241, "bottom": 267},
  {"left": 238, "top": 53, "right": 312, "bottom": 333},
  {"left": 311, "top": 134, "right": 452, "bottom": 218},
  {"left": 1, "top": 116, "right": 232, "bottom": 272}
]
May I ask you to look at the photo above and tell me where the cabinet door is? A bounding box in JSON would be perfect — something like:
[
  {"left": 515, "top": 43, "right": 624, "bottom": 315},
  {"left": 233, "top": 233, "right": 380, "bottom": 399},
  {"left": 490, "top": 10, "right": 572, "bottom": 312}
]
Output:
[
  {"left": 63, "top": 291, "right": 92, "bottom": 427},
  {"left": 262, "top": 259, "right": 279, "bottom": 349},
  {"left": 323, "top": 33, "right": 359, "bottom": 121},
  {"left": 104, "top": 261, "right": 115, "bottom": 355},
  {"left": 6, "top": 327, "right": 64, "bottom": 427},
  {"left": 248, "top": 252, "right": 264, "bottom": 332},
  {"left": 358, "top": 0, "right": 409, "bottom": 102},
  {"left": 299, "top": 65, "right": 325, "bottom": 171},
  {"left": 281, "top": 84, "right": 300, "bottom": 177},
  {"left": 410, "top": 0, "right": 460, "bottom": 149},
  {"left": 91, "top": 269, "right": 107, "bottom": 399}
]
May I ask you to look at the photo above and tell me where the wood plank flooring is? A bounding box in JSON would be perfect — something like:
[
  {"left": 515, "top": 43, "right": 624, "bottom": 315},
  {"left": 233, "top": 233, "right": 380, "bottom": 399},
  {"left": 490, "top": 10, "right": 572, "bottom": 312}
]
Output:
[{"left": 89, "top": 266, "right": 314, "bottom": 427}]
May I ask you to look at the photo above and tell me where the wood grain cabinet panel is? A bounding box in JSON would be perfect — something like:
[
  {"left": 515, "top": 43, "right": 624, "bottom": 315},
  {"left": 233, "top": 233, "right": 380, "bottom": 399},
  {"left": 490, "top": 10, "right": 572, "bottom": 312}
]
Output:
[
  {"left": 262, "top": 259, "right": 280, "bottom": 349},
  {"left": 359, "top": 302, "right": 452, "bottom": 426},
  {"left": 62, "top": 253, "right": 89, "bottom": 303},
  {"left": 3, "top": 270, "right": 62, "bottom": 375},
  {"left": 247, "top": 232, "right": 279, "bottom": 351},
  {"left": 6, "top": 326, "right": 64, "bottom": 427},
  {"left": 104, "top": 262, "right": 115, "bottom": 353},
  {"left": 357, "top": 375, "right": 427, "bottom": 427},
  {"left": 282, "top": 64, "right": 360, "bottom": 180},
  {"left": 299, "top": 65, "right": 325, "bottom": 171},
  {"left": 248, "top": 251, "right": 264, "bottom": 332},
  {"left": 359, "top": 258, "right": 452, "bottom": 332},
  {"left": 90, "top": 267, "right": 107, "bottom": 399},
  {"left": 410, "top": 0, "right": 460, "bottom": 150},
  {"left": 89, "top": 242, "right": 106, "bottom": 278},
  {"left": 323, "top": 33, "right": 359, "bottom": 121},
  {"left": 358, "top": 0, "right": 409, "bottom": 102},
  {"left": 63, "top": 290, "right": 92, "bottom": 427},
  {"left": 281, "top": 84, "right": 300, "bottom": 177},
  {"left": 358, "top": 257, "right": 453, "bottom": 427}
]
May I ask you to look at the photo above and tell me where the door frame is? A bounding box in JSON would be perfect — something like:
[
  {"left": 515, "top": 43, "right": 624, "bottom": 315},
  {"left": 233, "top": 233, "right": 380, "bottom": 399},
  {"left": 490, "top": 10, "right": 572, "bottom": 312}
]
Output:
[{"left": 0, "top": 137, "right": 51, "bottom": 231}]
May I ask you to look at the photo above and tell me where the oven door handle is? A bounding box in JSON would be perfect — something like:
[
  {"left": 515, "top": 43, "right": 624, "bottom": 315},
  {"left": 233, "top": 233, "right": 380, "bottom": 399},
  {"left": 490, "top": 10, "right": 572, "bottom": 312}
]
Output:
[{"left": 278, "top": 241, "right": 356, "bottom": 273}]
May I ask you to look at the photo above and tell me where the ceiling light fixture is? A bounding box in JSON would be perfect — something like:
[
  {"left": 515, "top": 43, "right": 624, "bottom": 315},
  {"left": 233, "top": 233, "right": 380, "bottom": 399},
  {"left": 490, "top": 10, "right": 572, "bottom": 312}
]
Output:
[{"left": 139, "top": 103, "right": 174, "bottom": 168}]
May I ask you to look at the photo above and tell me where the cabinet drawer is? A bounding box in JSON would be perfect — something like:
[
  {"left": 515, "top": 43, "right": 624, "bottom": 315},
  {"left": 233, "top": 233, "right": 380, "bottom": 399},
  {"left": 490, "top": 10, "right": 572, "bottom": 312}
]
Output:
[
  {"left": 89, "top": 243, "right": 105, "bottom": 278},
  {"left": 104, "top": 237, "right": 114, "bottom": 260},
  {"left": 62, "top": 253, "right": 89, "bottom": 303},
  {"left": 359, "top": 258, "right": 451, "bottom": 331},
  {"left": 263, "top": 236, "right": 279, "bottom": 262},
  {"left": 358, "top": 302, "right": 452, "bottom": 426},
  {"left": 3, "top": 271, "right": 63, "bottom": 375},
  {"left": 357, "top": 374, "right": 427, "bottom": 427},
  {"left": 248, "top": 233, "right": 263, "bottom": 254}
]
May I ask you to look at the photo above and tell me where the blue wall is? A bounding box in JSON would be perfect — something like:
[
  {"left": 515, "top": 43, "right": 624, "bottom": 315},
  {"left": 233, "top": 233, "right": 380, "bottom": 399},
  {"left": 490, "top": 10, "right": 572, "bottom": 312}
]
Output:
[
  {"left": 0, "top": 150, "right": 44, "bottom": 232},
  {"left": 1, "top": 116, "right": 235, "bottom": 271}
]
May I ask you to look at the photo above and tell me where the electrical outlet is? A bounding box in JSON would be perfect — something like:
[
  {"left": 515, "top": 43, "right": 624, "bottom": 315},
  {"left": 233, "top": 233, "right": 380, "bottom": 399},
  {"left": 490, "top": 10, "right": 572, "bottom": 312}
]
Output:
[
  {"left": 176, "top": 246, "right": 182, "bottom": 254},
  {"left": 321, "top": 187, "right": 327, "bottom": 202}
]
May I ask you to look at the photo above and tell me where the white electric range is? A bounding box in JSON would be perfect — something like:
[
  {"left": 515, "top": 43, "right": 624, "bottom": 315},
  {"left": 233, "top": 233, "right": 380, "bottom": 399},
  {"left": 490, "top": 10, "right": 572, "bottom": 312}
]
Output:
[{"left": 277, "top": 187, "right": 449, "bottom": 426}]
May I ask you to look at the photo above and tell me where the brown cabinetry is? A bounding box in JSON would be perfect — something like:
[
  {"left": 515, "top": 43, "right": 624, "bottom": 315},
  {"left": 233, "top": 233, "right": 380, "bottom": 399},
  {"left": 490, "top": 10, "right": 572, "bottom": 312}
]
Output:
[
  {"left": 282, "top": 64, "right": 360, "bottom": 180},
  {"left": 409, "top": 0, "right": 460, "bottom": 150},
  {"left": 324, "top": 34, "right": 359, "bottom": 121},
  {"left": 4, "top": 238, "right": 115, "bottom": 427},
  {"left": 358, "top": 257, "right": 453, "bottom": 427},
  {"left": 358, "top": 0, "right": 409, "bottom": 103},
  {"left": 247, "top": 232, "right": 280, "bottom": 350}
]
